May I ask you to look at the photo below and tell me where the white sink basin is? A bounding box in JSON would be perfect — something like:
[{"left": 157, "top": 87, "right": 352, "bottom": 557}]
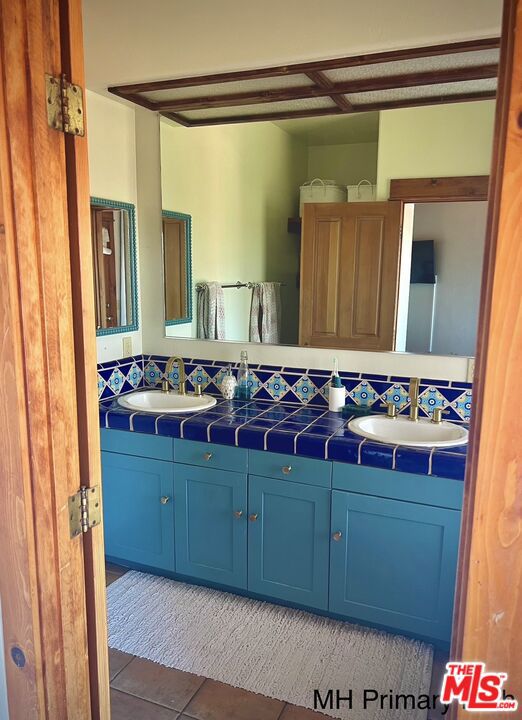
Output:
[
  {"left": 348, "top": 414, "right": 468, "bottom": 448},
  {"left": 117, "top": 390, "right": 217, "bottom": 414}
]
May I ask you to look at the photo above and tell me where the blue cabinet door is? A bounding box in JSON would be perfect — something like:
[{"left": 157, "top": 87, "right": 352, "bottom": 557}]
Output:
[
  {"left": 102, "top": 452, "right": 175, "bottom": 572},
  {"left": 174, "top": 464, "right": 247, "bottom": 589},
  {"left": 248, "top": 475, "right": 330, "bottom": 610},
  {"left": 329, "top": 490, "right": 461, "bottom": 641}
]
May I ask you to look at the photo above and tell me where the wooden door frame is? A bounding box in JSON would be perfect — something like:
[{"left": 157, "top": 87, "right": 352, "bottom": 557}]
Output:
[{"left": 0, "top": 0, "right": 109, "bottom": 718}]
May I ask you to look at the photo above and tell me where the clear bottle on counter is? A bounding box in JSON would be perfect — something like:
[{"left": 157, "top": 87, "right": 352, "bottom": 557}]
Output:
[{"left": 236, "top": 350, "right": 251, "bottom": 400}]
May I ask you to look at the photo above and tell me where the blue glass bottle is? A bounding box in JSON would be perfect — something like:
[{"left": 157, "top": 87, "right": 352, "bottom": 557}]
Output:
[{"left": 236, "top": 350, "right": 251, "bottom": 400}]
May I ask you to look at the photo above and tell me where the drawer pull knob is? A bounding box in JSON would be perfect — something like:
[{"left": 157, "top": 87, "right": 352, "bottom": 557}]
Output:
[
  {"left": 249, "top": 513, "right": 259, "bottom": 522},
  {"left": 160, "top": 496, "right": 171, "bottom": 505},
  {"left": 332, "top": 531, "right": 342, "bottom": 542},
  {"left": 203, "top": 452, "right": 213, "bottom": 461},
  {"left": 233, "top": 510, "right": 243, "bottom": 518},
  {"left": 282, "top": 465, "right": 292, "bottom": 475}
]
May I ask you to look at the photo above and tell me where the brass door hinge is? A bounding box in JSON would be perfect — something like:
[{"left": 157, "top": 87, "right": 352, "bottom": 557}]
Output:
[
  {"left": 46, "top": 73, "right": 85, "bottom": 136},
  {"left": 68, "top": 486, "right": 102, "bottom": 538}
]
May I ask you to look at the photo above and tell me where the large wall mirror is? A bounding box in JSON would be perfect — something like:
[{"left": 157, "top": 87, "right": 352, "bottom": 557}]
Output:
[
  {"left": 162, "top": 210, "right": 192, "bottom": 326},
  {"left": 91, "top": 197, "right": 138, "bottom": 335},
  {"left": 160, "top": 107, "right": 491, "bottom": 358}
]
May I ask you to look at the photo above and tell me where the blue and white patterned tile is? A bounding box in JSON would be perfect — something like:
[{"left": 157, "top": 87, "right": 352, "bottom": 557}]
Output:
[
  {"left": 108, "top": 368, "right": 126, "bottom": 395},
  {"left": 291, "top": 376, "right": 318, "bottom": 404},
  {"left": 418, "top": 386, "right": 448, "bottom": 416},
  {"left": 265, "top": 373, "right": 290, "bottom": 401},
  {"left": 144, "top": 361, "right": 162, "bottom": 386},
  {"left": 126, "top": 362, "right": 143, "bottom": 389},
  {"left": 247, "top": 372, "right": 262, "bottom": 397},
  {"left": 450, "top": 390, "right": 473, "bottom": 421},
  {"left": 188, "top": 365, "right": 212, "bottom": 390},
  {"left": 97, "top": 373, "right": 106, "bottom": 399},
  {"left": 348, "top": 381, "right": 378, "bottom": 407},
  {"left": 212, "top": 366, "right": 229, "bottom": 388},
  {"left": 382, "top": 383, "right": 409, "bottom": 411}
]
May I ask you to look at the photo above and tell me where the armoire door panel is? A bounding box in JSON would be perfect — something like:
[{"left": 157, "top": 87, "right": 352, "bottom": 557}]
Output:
[
  {"left": 312, "top": 217, "right": 342, "bottom": 337},
  {"left": 352, "top": 216, "right": 385, "bottom": 338},
  {"left": 300, "top": 202, "right": 402, "bottom": 350}
]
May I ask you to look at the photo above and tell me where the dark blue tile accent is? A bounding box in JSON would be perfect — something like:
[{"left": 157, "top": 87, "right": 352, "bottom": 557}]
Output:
[
  {"left": 291, "top": 407, "right": 327, "bottom": 420},
  {"left": 131, "top": 413, "right": 158, "bottom": 433},
  {"left": 182, "top": 418, "right": 211, "bottom": 442},
  {"left": 156, "top": 416, "right": 183, "bottom": 438},
  {"left": 302, "top": 424, "right": 336, "bottom": 437},
  {"left": 276, "top": 421, "right": 310, "bottom": 432},
  {"left": 396, "top": 447, "right": 431, "bottom": 475},
  {"left": 282, "top": 366, "right": 307, "bottom": 374},
  {"left": 100, "top": 384, "right": 118, "bottom": 400},
  {"left": 437, "top": 387, "right": 464, "bottom": 402},
  {"left": 252, "top": 387, "right": 273, "bottom": 401},
  {"left": 258, "top": 364, "right": 281, "bottom": 371},
  {"left": 309, "top": 416, "right": 346, "bottom": 431},
  {"left": 237, "top": 426, "right": 266, "bottom": 450},
  {"left": 362, "top": 373, "right": 388, "bottom": 381},
  {"left": 191, "top": 358, "right": 212, "bottom": 365},
  {"left": 99, "top": 360, "right": 117, "bottom": 369},
  {"left": 450, "top": 381, "right": 473, "bottom": 389},
  {"left": 308, "top": 375, "right": 330, "bottom": 389},
  {"left": 390, "top": 375, "right": 410, "bottom": 383},
  {"left": 421, "top": 378, "right": 450, "bottom": 386},
  {"left": 308, "top": 368, "right": 330, "bottom": 376},
  {"left": 106, "top": 410, "right": 132, "bottom": 431},
  {"left": 265, "top": 430, "right": 297, "bottom": 454},
  {"left": 432, "top": 451, "right": 466, "bottom": 480},
  {"left": 308, "top": 393, "right": 328, "bottom": 407},
  {"left": 341, "top": 379, "right": 359, "bottom": 392},
  {"left": 296, "top": 433, "right": 327, "bottom": 459},
  {"left": 339, "top": 371, "right": 360, "bottom": 379},
  {"left": 244, "top": 419, "right": 278, "bottom": 429},
  {"left": 361, "top": 442, "right": 395, "bottom": 470},
  {"left": 208, "top": 421, "right": 238, "bottom": 445},
  {"left": 368, "top": 380, "right": 390, "bottom": 396},
  {"left": 327, "top": 435, "right": 360, "bottom": 464},
  {"left": 120, "top": 380, "right": 135, "bottom": 395}
]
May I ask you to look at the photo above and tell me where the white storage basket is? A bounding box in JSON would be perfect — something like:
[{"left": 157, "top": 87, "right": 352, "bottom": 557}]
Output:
[
  {"left": 299, "top": 178, "right": 347, "bottom": 216},
  {"left": 347, "top": 179, "right": 376, "bottom": 202}
]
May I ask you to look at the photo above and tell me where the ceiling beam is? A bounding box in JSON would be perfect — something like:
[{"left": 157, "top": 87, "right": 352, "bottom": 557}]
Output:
[
  {"left": 306, "top": 70, "right": 354, "bottom": 112},
  {"left": 108, "top": 37, "right": 500, "bottom": 97},
  {"left": 171, "top": 89, "right": 496, "bottom": 127},
  {"left": 151, "top": 64, "right": 497, "bottom": 112}
]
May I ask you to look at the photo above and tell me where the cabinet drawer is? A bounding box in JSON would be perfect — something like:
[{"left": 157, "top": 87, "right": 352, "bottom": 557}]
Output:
[
  {"left": 249, "top": 450, "right": 331, "bottom": 488},
  {"left": 100, "top": 428, "right": 174, "bottom": 461},
  {"left": 174, "top": 439, "right": 248, "bottom": 473},
  {"left": 332, "top": 463, "right": 463, "bottom": 510}
]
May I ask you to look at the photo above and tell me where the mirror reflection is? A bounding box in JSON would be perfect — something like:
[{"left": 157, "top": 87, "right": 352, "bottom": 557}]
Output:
[
  {"left": 91, "top": 197, "right": 137, "bottom": 335},
  {"left": 160, "top": 111, "right": 488, "bottom": 356},
  {"left": 162, "top": 210, "right": 192, "bottom": 326}
]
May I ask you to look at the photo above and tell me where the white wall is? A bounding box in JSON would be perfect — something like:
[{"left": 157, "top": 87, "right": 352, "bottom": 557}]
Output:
[
  {"left": 307, "top": 142, "right": 378, "bottom": 186},
  {"left": 86, "top": 90, "right": 142, "bottom": 362},
  {"left": 407, "top": 202, "right": 488, "bottom": 356}
]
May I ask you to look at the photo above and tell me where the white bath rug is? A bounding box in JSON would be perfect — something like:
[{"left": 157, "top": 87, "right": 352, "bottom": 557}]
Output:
[{"left": 107, "top": 571, "right": 434, "bottom": 720}]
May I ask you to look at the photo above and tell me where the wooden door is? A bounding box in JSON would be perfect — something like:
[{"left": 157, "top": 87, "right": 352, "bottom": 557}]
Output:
[
  {"left": 329, "top": 491, "right": 461, "bottom": 641},
  {"left": 103, "top": 453, "right": 175, "bottom": 572},
  {"left": 174, "top": 465, "right": 247, "bottom": 589},
  {"left": 163, "top": 215, "right": 188, "bottom": 320},
  {"left": 0, "top": 0, "right": 109, "bottom": 718},
  {"left": 248, "top": 476, "right": 330, "bottom": 610},
  {"left": 299, "top": 202, "right": 403, "bottom": 350}
]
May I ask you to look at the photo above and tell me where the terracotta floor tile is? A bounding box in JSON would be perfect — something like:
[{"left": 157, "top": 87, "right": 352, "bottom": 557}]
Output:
[
  {"left": 183, "top": 679, "right": 284, "bottom": 720},
  {"left": 112, "top": 657, "right": 204, "bottom": 711},
  {"left": 111, "top": 688, "right": 179, "bottom": 720},
  {"left": 280, "top": 703, "right": 333, "bottom": 719},
  {"left": 109, "top": 648, "right": 134, "bottom": 681}
]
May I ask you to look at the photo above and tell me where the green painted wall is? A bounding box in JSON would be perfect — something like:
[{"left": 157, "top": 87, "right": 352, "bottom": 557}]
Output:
[
  {"left": 376, "top": 101, "right": 496, "bottom": 200},
  {"left": 161, "top": 121, "right": 307, "bottom": 344},
  {"left": 307, "top": 142, "right": 378, "bottom": 185}
]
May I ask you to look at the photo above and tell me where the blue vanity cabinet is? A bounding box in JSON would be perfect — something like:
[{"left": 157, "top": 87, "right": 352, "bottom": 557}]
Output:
[
  {"left": 174, "top": 464, "right": 247, "bottom": 589},
  {"left": 248, "top": 475, "right": 330, "bottom": 610},
  {"left": 102, "top": 451, "right": 175, "bottom": 573},
  {"left": 329, "top": 490, "right": 461, "bottom": 641}
]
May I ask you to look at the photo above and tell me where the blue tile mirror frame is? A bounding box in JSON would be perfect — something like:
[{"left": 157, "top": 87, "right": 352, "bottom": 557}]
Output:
[
  {"left": 162, "top": 210, "right": 193, "bottom": 327},
  {"left": 91, "top": 196, "right": 138, "bottom": 337}
]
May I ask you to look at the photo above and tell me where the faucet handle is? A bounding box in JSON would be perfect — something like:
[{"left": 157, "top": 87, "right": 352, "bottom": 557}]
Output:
[
  {"left": 380, "top": 401, "right": 398, "bottom": 418},
  {"left": 432, "top": 407, "right": 450, "bottom": 424}
]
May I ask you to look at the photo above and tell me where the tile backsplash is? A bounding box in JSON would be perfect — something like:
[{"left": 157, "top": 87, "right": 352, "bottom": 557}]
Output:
[{"left": 97, "top": 354, "right": 472, "bottom": 421}]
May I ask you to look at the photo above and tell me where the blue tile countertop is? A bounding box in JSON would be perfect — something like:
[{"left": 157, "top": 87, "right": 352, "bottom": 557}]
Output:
[{"left": 99, "top": 396, "right": 468, "bottom": 481}]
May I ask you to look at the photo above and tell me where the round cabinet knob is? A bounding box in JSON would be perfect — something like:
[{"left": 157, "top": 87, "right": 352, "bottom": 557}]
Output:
[
  {"left": 160, "top": 496, "right": 171, "bottom": 505},
  {"left": 282, "top": 466, "right": 292, "bottom": 475},
  {"left": 233, "top": 510, "right": 243, "bottom": 519},
  {"left": 249, "top": 513, "right": 259, "bottom": 522},
  {"left": 332, "top": 531, "right": 342, "bottom": 542},
  {"left": 203, "top": 452, "right": 213, "bottom": 461}
]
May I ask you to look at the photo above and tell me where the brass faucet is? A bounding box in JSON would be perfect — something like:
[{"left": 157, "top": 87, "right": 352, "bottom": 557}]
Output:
[
  {"left": 162, "top": 356, "right": 186, "bottom": 395},
  {"left": 409, "top": 377, "right": 420, "bottom": 421}
]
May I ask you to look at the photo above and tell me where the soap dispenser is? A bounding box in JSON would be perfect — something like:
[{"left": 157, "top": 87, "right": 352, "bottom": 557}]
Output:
[
  {"left": 328, "top": 358, "right": 345, "bottom": 413},
  {"left": 221, "top": 365, "right": 237, "bottom": 400}
]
